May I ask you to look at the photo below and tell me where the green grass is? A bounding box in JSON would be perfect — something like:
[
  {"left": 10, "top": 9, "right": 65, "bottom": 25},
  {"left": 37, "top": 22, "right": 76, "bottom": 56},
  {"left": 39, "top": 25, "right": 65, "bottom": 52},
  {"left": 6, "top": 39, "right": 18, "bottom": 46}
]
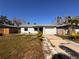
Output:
[{"left": 0, "top": 35, "right": 44, "bottom": 59}]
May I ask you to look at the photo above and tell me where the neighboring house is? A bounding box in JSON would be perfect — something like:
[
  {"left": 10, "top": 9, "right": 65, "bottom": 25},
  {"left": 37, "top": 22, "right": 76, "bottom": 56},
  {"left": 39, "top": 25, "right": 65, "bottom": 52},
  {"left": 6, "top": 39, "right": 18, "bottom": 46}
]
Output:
[
  {"left": 19, "top": 24, "right": 56, "bottom": 35},
  {"left": 56, "top": 24, "right": 79, "bottom": 35},
  {"left": 56, "top": 24, "right": 67, "bottom": 35},
  {"left": 0, "top": 24, "right": 18, "bottom": 35}
]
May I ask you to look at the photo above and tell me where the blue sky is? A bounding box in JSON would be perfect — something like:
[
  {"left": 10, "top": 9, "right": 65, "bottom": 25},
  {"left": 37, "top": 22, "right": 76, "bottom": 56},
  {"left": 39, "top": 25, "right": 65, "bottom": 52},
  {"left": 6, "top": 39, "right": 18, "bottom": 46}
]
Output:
[{"left": 0, "top": 0, "right": 79, "bottom": 24}]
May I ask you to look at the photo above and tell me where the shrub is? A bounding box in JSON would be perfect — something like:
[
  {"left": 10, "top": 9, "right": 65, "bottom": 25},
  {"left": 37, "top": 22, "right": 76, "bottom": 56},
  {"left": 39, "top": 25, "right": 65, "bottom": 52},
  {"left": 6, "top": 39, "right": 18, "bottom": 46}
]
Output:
[
  {"left": 37, "top": 31, "right": 43, "bottom": 37},
  {"left": 70, "top": 32, "right": 78, "bottom": 40},
  {"left": 37, "top": 31, "right": 43, "bottom": 41}
]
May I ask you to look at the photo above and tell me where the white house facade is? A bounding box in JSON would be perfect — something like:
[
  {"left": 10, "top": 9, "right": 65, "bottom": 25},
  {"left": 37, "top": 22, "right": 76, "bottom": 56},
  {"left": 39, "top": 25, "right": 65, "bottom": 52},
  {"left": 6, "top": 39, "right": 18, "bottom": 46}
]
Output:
[
  {"left": 20, "top": 27, "right": 38, "bottom": 34},
  {"left": 19, "top": 24, "right": 79, "bottom": 36},
  {"left": 43, "top": 27, "right": 56, "bottom": 35},
  {"left": 20, "top": 24, "right": 56, "bottom": 35}
]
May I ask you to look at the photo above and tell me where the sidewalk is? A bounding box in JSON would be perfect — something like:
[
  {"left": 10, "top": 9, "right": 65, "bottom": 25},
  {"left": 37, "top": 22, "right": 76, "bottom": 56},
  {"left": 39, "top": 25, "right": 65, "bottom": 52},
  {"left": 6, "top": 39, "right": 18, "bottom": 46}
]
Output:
[
  {"left": 42, "top": 37, "right": 58, "bottom": 59},
  {"left": 44, "top": 35, "right": 79, "bottom": 55}
]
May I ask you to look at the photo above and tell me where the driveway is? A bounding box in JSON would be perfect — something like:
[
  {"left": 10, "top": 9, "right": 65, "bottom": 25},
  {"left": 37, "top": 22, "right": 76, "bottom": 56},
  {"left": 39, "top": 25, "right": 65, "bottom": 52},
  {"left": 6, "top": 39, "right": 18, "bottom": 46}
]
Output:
[{"left": 44, "top": 35, "right": 79, "bottom": 56}]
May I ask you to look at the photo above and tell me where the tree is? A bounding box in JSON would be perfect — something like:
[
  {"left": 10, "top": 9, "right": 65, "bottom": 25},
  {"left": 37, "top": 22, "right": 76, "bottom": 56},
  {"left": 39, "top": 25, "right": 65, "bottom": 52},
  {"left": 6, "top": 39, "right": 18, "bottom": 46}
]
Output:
[
  {"left": 7, "top": 20, "right": 14, "bottom": 25},
  {"left": 0, "top": 16, "right": 14, "bottom": 25},
  {"left": 27, "top": 22, "right": 30, "bottom": 25},
  {"left": 12, "top": 18, "right": 22, "bottom": 26},
  {"left": 0, "top": 16, "right": 8, "bottom": 24},
  {"left": 65, "top": 16, "right": 79, "bottom": 36},
  {"left": 66, "top": 16, "right": 73, "bottom": 35},
  {"left": 34, "top": 23, "right": 37, "bottom": 25},
  {"left": 75, "top": 16, "right": 79, "bottom": 25},
  {"left": 56, "top": 16, "right": 64, "bottom": 25},
  {"left": 73, "top": 19, "right": 78, "bottom": 25},
  {"left": 67, "top": 16, "right": 73, "bottom": 25}
]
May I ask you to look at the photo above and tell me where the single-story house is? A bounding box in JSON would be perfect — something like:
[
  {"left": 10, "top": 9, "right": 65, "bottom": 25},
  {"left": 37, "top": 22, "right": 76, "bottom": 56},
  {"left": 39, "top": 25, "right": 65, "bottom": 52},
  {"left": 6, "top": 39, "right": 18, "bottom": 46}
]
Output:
[
  {"left": 1, "top": 24, "right": 79, "bottom": 36},
  {"left": 19, "top": 24, "right": 56, "bottom": 35},
  {"left": 0, "top": 24, "right": 19, "bottom": 35},
  {"left": 56, "top": 24, "right": 79, "bottom": 35}
]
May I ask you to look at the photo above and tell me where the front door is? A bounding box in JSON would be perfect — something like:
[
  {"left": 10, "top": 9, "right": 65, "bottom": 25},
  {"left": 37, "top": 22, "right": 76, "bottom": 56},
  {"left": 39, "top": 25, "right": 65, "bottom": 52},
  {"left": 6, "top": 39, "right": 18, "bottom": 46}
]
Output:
[{"left": 39, "top": 27, "right": 43, "bottom": 32}]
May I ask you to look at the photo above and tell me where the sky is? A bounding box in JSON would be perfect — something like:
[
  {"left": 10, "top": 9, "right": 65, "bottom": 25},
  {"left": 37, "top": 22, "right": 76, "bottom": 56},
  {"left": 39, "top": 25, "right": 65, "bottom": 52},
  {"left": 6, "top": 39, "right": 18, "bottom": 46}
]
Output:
[{"left": 0, "top": 0, "right": 79, "bottom": 24}]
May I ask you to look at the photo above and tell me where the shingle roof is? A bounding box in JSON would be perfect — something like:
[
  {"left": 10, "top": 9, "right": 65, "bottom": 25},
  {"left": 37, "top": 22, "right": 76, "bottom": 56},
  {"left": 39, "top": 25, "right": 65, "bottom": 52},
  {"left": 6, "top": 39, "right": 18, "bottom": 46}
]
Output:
[
  {"left": 0, "top": 24, "right": 18, "bottom": 28},
  {"left": 19, "top": 24, "right": 71, "bottom": 28},
  {"left": 1, "top": 24, "right": 79, "bottom": 28},
  {"left": 19, "top": 24, "right": 56, "bottom": 27}
]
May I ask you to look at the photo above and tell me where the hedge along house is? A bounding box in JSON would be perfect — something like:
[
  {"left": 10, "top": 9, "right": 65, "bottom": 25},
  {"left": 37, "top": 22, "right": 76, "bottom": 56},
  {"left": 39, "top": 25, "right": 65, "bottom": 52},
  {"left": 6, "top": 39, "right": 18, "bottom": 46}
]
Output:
[
  {"left": 0, "top": 24, "right": 19, "bottom": 35},
  {"left": 19, "top": 24, "right": 56, "bottom": 35}
]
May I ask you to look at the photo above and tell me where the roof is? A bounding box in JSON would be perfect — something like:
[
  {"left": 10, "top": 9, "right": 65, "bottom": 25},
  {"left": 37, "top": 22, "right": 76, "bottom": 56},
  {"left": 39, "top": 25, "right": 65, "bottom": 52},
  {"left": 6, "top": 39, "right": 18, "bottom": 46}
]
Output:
[
  {"left": 1, "top": 24, "right": 79, "bottom": 28},
  {"left": 56, "top": 24, "right": 79, "bottom": 28},
  {"left": 56, "top": 24, "right": 67, "bottom": 27},
  {"left": 0, "top": 24, "right": 18, "bottom": 28},
  {"left": 19, "top": 24, "right": 56, "bottom": 27},
  {"left": 19, "top": 24, "right": 77, "bottom": 28}
]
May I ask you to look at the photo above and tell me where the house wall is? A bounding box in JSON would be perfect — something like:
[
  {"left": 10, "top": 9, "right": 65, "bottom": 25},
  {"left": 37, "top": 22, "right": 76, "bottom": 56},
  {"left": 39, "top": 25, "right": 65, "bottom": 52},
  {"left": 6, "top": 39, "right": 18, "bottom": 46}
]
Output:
[
  {"left": 43, "top": 27, "right": 56, "bottom": 35},
  {"left": 21, "top": 28, "right": 38, "bottom": 34},
  {"left": 0, "top": 28, "right": 3, "bottom": 35},
  {"left": 3, "top": 28, "right": 9, "bottom": 35},
  {"left": 21, "top": 27, "right": 57, "bottom": 35},
  {"left": 57, "top": 29, "right": 65, "bottom": 35},
  {"left": 0, "top": 27, "right": 20, "bottom": 36},
  {"left": 0, "top": 28, "right": 9, "bottom": 35},
  {"left": 9, "top": 28, "right": 19, "bottom": 33},
  {"left": 57, "top": 28, "right": 79, "bottom": 35},
  {"left": 75, "top": 29, "right": 79, "bottom": 33},
  {"left": 0, "top": 28, "right": 2, "bottom": 33}
]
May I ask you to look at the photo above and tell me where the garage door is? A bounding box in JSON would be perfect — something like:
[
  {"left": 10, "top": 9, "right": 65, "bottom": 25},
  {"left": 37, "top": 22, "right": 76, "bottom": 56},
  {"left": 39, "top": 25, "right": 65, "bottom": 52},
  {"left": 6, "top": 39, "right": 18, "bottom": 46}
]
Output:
[{"left": 44, "top": 27, "right": 56, "bottom": 35}]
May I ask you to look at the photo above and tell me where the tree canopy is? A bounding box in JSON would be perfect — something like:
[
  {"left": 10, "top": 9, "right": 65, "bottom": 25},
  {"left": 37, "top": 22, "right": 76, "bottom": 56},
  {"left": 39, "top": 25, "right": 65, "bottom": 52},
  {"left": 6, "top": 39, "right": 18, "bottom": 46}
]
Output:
[
  {"left": 0, "top": 16, "right": 24, "bottom": 26},
  {"left": 56, "top": 16, "right": 79, "bottom": 25}
]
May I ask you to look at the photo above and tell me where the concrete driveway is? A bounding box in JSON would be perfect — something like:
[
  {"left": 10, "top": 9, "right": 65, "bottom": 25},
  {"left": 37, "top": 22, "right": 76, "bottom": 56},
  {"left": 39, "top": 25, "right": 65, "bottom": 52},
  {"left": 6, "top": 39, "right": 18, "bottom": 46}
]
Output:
[{"left": 44, "top": 35, "right": 79, "bottom": 56}]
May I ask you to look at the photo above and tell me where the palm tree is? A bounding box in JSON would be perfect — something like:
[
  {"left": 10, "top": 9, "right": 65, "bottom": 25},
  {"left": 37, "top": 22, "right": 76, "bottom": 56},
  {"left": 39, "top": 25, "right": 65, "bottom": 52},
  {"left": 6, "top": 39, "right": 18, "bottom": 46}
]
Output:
[
  {"left": 67, "top": 16, "right": 73, "bottom": 25},
  {"left": 72, "top": 18, "right": 79, "bottom": 33},
  {"left": 66, "top": 16, "right": 79, "bottom": 39},
  {"left": 74, "top": 16, "right": 79, "bottom": 25},
  {"left": 73, "top": 19, "right": 78, "bottom": 25},
  {"left": 66, "top": 16, "right": 73, "bottom": 35}
]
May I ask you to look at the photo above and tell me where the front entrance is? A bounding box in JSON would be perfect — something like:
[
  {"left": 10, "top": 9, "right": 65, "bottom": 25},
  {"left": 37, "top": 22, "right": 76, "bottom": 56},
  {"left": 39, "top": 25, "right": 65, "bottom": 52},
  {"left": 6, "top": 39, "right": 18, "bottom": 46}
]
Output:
[{"left": 39, "top": 27, "right": 43, "bottom": 32}]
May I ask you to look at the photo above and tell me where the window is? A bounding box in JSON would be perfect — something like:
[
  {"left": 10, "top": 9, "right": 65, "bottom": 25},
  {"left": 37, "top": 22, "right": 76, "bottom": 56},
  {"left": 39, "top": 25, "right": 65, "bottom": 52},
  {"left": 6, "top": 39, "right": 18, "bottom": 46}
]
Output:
[
  {"left": 34, "top": 28, "right": 38, "bottom": 31},
  {"left": 24, "top": 28, "right": 28, "bottom": 31}
]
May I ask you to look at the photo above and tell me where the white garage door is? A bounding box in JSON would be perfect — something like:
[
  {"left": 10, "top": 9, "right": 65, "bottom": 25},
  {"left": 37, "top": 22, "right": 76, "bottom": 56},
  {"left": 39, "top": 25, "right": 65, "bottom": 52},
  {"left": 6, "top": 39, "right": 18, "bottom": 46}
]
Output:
[{"left": 44, "top": 27, "right": 56, "bottom": 35}]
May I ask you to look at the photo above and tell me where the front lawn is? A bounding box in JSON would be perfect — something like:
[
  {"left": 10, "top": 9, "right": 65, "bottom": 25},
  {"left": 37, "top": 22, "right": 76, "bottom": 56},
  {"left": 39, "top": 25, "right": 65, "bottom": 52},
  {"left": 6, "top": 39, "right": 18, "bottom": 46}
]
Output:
[{"left": 0, "top": 35, "right": 44, "bottom": 59}]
